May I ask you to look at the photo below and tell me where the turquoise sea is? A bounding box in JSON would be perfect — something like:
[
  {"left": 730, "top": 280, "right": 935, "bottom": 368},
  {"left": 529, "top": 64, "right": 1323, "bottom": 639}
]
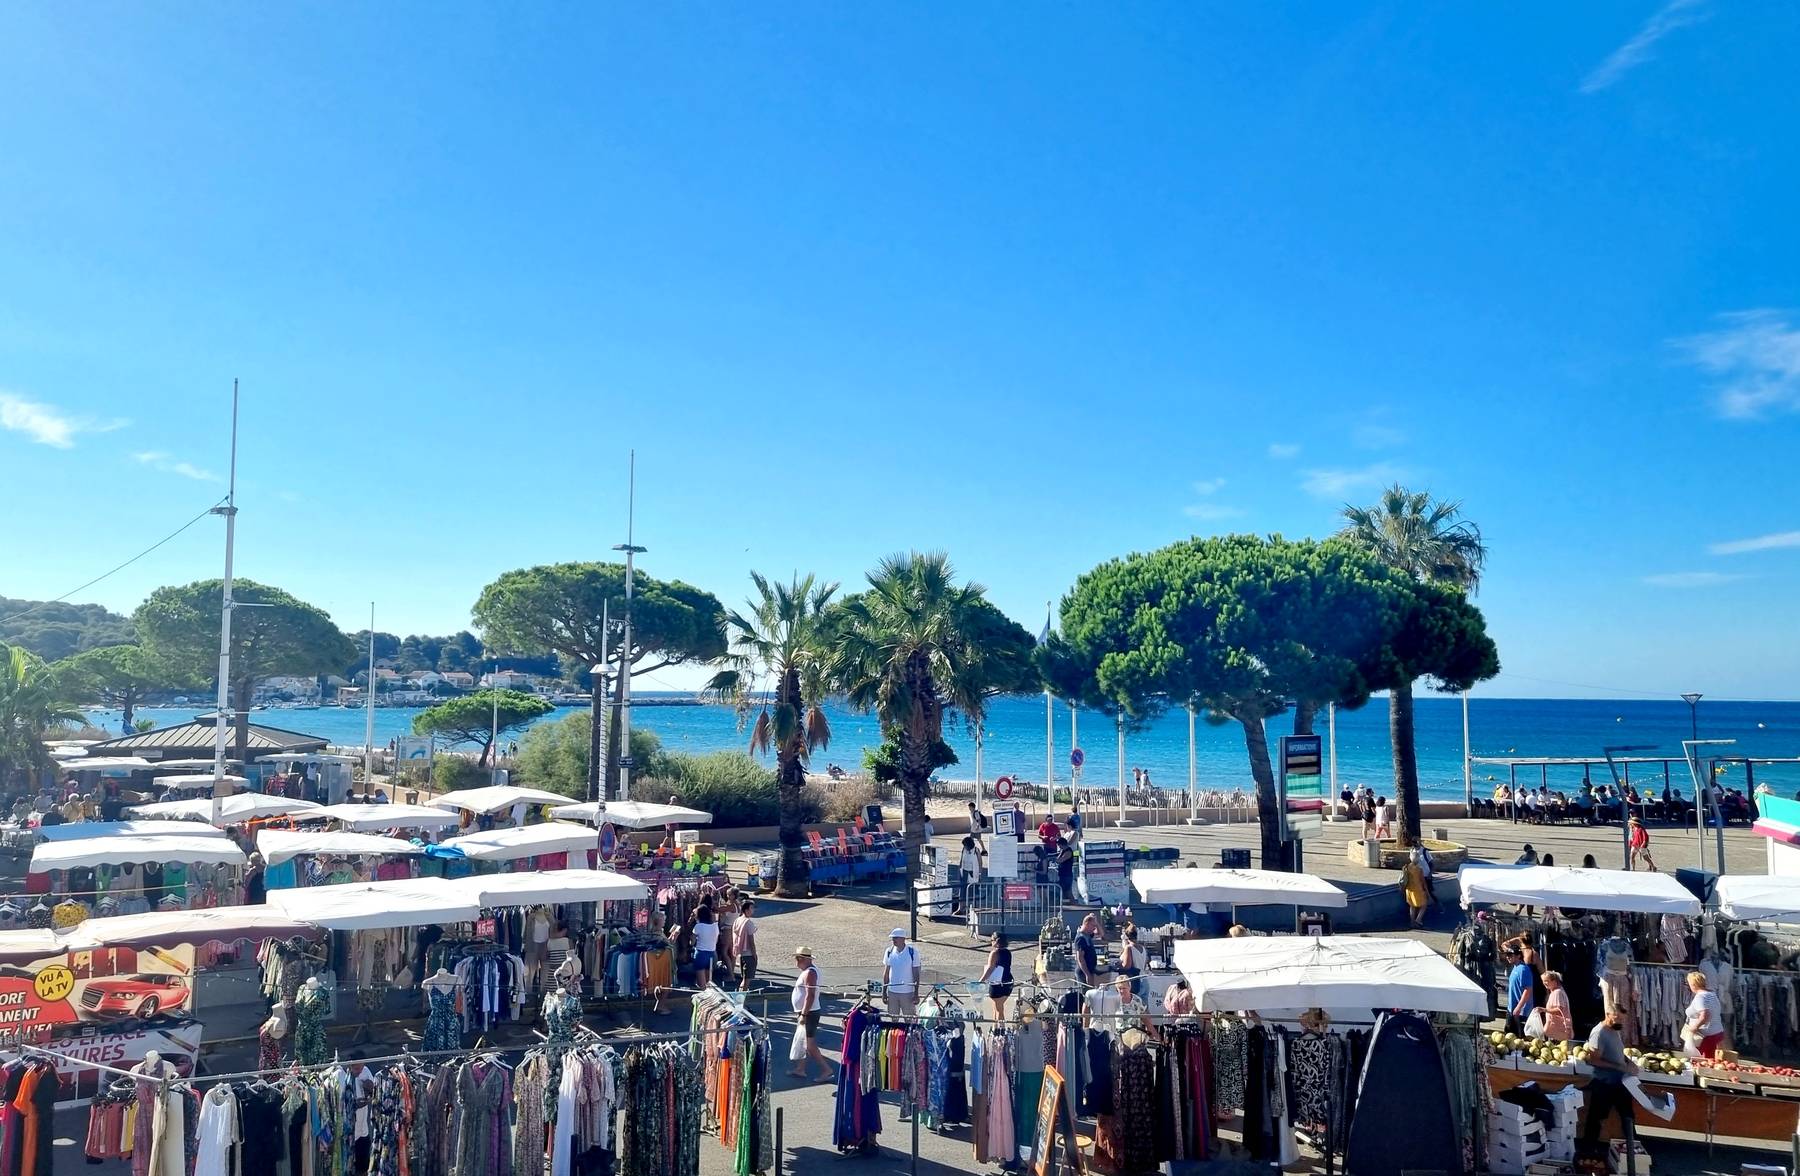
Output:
[{"left": 86, "top": 695, "right": 1800, "bottom": 802}]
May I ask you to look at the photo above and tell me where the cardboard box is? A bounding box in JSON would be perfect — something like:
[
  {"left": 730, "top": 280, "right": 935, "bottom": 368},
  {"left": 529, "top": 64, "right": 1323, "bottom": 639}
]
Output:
[{"left": 1608, "top": 1138, "right": 1651, "bottom": 1174}]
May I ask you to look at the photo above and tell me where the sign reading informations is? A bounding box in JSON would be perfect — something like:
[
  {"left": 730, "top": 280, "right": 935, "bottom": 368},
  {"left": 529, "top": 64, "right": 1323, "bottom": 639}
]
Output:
[{"left": 1279, "top": 734, "right": 1324, "bottom": 841}]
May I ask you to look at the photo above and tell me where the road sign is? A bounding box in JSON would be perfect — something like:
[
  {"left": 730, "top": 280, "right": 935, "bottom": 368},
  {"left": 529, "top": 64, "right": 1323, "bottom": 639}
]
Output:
[
  {"left": 1070, "top": 748, "right": 1085, "bottom": 769},
  {"left": 1279, "top": 734, "right": 1325, "bottom": 841}
]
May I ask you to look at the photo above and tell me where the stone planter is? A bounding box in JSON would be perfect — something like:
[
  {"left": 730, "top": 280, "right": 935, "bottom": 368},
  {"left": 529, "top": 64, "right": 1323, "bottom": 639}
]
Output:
[{"left": 1376, "top": 838, "right": 1467, "bottom": 871}]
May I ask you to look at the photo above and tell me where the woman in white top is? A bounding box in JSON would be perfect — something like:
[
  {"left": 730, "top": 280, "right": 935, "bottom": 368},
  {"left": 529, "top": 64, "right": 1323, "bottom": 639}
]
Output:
[
  {"left": 1685, "top": 970, "right": 1726, "bottom": 1057},
  {"left": 692, "top": 906, "right": 720, "bottom": 981}
]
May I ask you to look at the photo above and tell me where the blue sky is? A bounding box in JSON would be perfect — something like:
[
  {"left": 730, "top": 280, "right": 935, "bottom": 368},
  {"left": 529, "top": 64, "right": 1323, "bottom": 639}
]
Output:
[{"left": 3, "top": 5, "right": 1797, "bottom": 699}]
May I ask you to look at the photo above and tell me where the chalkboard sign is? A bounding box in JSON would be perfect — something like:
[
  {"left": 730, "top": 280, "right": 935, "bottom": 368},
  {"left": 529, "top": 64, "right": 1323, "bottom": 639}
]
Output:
[{"left": 1032, "top": 1065, "right": 1081, "bottom": 1176}]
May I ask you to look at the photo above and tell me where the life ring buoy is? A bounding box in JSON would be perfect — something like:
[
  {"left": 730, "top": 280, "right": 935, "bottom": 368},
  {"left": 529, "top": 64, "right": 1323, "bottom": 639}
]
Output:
[{"left": 994, "top": 776, "right": 1015, "bottom": 800}]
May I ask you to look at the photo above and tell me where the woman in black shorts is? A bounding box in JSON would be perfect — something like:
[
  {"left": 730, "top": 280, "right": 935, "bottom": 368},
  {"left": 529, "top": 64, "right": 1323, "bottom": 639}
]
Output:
[{"left": 984, "top": 933, "right": 1014, "bottom": 1019}]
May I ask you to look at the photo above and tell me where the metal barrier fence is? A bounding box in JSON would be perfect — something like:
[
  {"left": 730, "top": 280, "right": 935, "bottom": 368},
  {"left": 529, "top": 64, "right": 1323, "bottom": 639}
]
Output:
[{"left": 963, "top": 879, "right": 1063, "bottom": 940}]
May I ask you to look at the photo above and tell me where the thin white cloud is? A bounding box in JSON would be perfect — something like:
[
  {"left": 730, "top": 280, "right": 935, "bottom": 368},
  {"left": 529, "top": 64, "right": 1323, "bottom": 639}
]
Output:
[
  {"left": 1182, "top": 478, "right": 1241, "bottom": 521},
  {"left": 134, "top": 450, "right": 220, "bottom": 482},
  {"left": 1642, "top": 571, "right": 1745, "bottom": 588},
  {"left": 1299, "top": 461, "right": 1410, "bottom": 500},
  {"left": 0, "top": 391, "right": 128, "bottom": 448},
  {"left": 1351, "top": 423, "right": 1406, "bottom": 450},
  {"left": 1709, "top": 529, "right": 1800, "bottom": 556},
  {"left": 1266, "top": 443, "right": 1301, "bottom": 460},
  {"left": 1581, "top": 0, "right": 1709, "bottom": 94},
  {"left": 1677, "top": 310, "right": 1800, "bottom": 419}
]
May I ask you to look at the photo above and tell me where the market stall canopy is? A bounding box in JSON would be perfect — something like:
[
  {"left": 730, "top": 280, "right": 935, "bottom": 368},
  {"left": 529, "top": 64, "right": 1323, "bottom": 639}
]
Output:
[
  {"left": 300, "top": 803, "right": 465, "bottom": 832},
  {"left": 255, "top": 829, "right": 422, "bottom": 867},
  {"left": 154, "top": 774, "right": 250, "bottom": 793},
  {"left": 265, "top": 878, "right": 482, "bottom": 930},
  {"left": 1131, "top": 867, "right": 1348, "bottom": 909},
  {"left": 428, "top": 785, "right": 572, "bottom": 815},
  {"left": 144, "top": 758, "right": 245, "bottom": 771},
  {"left": 30, "top": 834, "right": 246, "bottom": 872},
  {"left": 1458, "top": 864, "right": 1702, "bottom": 916},
  {"left": 439, "top": 822, "right": 597, "bottom": 862},
  {"left": 548, "top": 800, "right": 713, "bottom": 829},
  {"left": 450, "top": 869, "right": 649, "bottom": 907},
  {"left": 1172, "top": 935, "right": 1490, "bottom": 1017},
  {"left": 42, "top": 905, "right": 316, "bottom": 954},
  {"left": 125, "top": 794, "right": 324, "bottom": 826},
  {"left": 82, "top": 718, "right": 327, "bottom": 759},
  {"left": 48, "top": 746, "right": 89, "bottom": 760},
  {"left": 1714, "top": 875, "right": 1800, "bottom": 923},
  {"left": 34, "top": 820, "right": 228, "bottom": 842},
  {"left": 58, "top": 757, "right": 154, "bottom": 773}
]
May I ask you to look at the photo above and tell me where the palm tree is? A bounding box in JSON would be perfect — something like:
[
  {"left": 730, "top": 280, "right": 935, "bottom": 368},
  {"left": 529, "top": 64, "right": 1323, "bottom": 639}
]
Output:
[
  {"left": 829, "top": 553, "right": 999, "bottom": 877},
  {"left": 0, "top": 643, "right": 83, "bottom": 793},
  {"left": 706, "top": 573, "right": 838, "bottom": 896},
  {"left": 1339, "top": 485, "right": 1487, "bottom": 845}
]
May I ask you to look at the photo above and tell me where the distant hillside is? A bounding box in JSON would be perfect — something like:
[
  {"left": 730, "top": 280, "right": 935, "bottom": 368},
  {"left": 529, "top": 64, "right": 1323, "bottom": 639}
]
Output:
[{"left": 0, "top": 596, "right": 135, "bottom": 661}]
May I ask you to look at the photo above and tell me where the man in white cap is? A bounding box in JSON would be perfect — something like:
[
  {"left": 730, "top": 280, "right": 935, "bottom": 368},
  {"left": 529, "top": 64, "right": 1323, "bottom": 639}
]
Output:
[{"left": 883, "top": 928, "right": 921, "bottom": 1018}]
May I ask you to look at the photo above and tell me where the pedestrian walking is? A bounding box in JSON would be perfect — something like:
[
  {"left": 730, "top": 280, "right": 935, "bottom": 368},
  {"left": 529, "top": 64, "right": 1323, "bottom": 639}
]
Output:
[
  {"left": 965, "top": 801, "right": 988, "bottom": 850},
  {"left": 1073, "top": 913, "right": 1100, "bottom": 987},
  {"left": 983, "top": 933, "right": 1014, "bottom": 1020},
  {"left": 883, "top": 928, "right": 922, "bottom": 1017},
  {"left": 734, "top": 899, "right": 759, "bottom": 988},
  {"left": 789, "top": 947, "right": 828, "bottom": 1079},
  {"left": 1628, "top": 817, "right": 1657, "bottom": 871}
]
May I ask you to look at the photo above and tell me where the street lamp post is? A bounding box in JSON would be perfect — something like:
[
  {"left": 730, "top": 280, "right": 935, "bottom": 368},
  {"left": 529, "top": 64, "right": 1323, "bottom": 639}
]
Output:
[{"left": 1682, "top": 693, "right": 1704, "bottom": 868}]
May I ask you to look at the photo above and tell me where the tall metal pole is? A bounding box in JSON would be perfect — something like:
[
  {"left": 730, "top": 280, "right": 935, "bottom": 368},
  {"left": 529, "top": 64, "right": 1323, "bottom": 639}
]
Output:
[
  {"left": 614, "top": 452, "right": 645, "bottom": 802},
  {"left": 974, "top": 723, "right": 984, "bottom": 808},
  {"left": 1070, "top": 703, "right": 1080, "bottom": 808},
  {"left": 209, "top": 381, "right": 240, "bottom": 829},
  {"left": 595, "top": 598, "right": 610, "bottom": 802},
  {"left": 490, "top": 660, "right": 500, "bottom": 782},
  {"left": 1187, "top": 705, "right": 1199, "bottom": 823},
  {"left": 364, "top": 604, "right": 376, "bottom": 798},
  {"left": 1115, "top": 712, "right": 1132, "bottom": 827},
  {"left": 1044, "top": 687, "right": 1055, "bottom": 821},
  {"left": 1683, "top": 693, "right": 1703, "bottom": 871},
  {"left": 1328, "top": 702, "right": 1339, "bottom": 822},
  {"left": 1462, "top": 690, "right": 1473, "bottom": 817}
]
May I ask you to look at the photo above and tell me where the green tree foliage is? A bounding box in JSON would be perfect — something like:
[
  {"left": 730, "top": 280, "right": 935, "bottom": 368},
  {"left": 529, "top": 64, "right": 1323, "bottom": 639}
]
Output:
[
  {"left": 412, "top": 689, "right": 553, "bottom": 768},
  {"left": 514, "top": 711, "right": 665, "bottom": 801},
  {"left": 705, "top": 573, "right": 838, "bottom": 894},
  {"left": 0, "top": 643, "right": 82, "bottom": 791},
  {"left": 55, "top": 644, "right": 183, "bottom": 734},
  {"left": 1339, "top": 486, "right": 1496, "bottom": 844},
  {"left": 346, "top": 630, "right": 492, "bottom": 678},
  {"left": 473, "top": 562, "right": 726, "bottom": 801},
  {"left": 135, "top": 580, "right": 357, "bottom": 762},
  {"left": 0, "top": 597, "right": 134, "bottom": 661},
  {"left": 632, "top": 750, "right": 813, "bottom": 829},
  {"left": 828, "top": 552, "right": 1030, "bottom": 876},
  {"left": 862, "top": 734, "right": 958, "bottom": 786},
  {"left": 1057, "top": 534, "right": 1496, "bottom": 866}
]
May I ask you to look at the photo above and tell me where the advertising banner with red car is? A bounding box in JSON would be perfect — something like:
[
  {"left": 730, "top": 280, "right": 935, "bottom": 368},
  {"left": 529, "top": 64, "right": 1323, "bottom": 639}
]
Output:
[{"left": 0, "top": 943, "right": 195, "bottom": 1042}]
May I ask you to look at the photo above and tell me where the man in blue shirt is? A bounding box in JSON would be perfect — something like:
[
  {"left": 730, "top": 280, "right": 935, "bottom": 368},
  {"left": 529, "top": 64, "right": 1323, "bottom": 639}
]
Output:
[{"left": 1505, "top": 946, "right": 1537, "bottom": 1033}]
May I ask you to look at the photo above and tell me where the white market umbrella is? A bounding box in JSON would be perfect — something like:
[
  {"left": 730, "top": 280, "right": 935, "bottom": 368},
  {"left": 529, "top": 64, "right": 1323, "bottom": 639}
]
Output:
[
  {"left": 1715, "top": 875, "right": 1800, "bottom": 923},
  {"left": 155, "top": 774, "right": 251, "bottom": 793},
  {"left": 439, "top": 822, "right": 600, "bottom": 862},
  {"left": 549, "top": 800, "right": 713, "bottom": 829},
  {"left": 449, "top": 869, "right": 650, "bottom": 907},
  {"left": 126, "top": 794, "right": 324, "bottom": 827},
  {"left": 255, "top": 829, "right": 421, "bottom": 867},
  {"left": 300, "top": 803, "right": 465, "bottom": 832},
  {"left": 1458, "top": 864, "right": 1701, "bottom": 916},
  {"left": 266, "top": 878, "right": 480, "bottom": 931},
  {"left": 1173, "top": 935, "right": 1490, "bottom": 1017},
  {"left": 428, "top": 785, "right": 571, "bottom": 815},
  {"left": 1132, "top": 867, "right": 1348, "bottom": 909},
  {"left": 31, "top": 834, "right": 247, "bottom": 872}
]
